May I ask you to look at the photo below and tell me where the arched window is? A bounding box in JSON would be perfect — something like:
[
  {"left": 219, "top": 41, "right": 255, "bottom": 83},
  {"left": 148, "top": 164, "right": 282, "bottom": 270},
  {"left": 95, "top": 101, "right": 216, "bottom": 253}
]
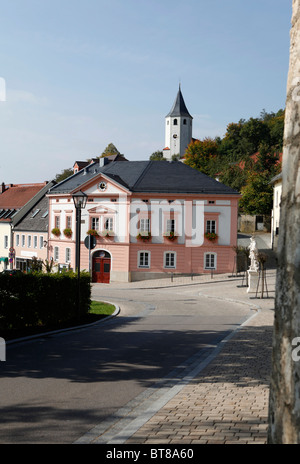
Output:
[
  {"left": 183, "top": 119, "right": 187, "bottom": 125},
  {"left": 173, "top": 119, "right": 177, "bottom": 125}
]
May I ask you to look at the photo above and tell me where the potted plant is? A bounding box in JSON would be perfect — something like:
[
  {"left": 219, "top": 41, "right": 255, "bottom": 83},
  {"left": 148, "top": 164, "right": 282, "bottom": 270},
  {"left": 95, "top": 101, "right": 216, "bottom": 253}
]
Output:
[
  {"left": 164, "top": 231, "right": 177, "bottom": 241},
  {"left": 51, "top": 227, "right": 61, "bottom": 237},
  {"left": 204, "top": 232, "right": 218, "bottom": 242},
  {"left": 101, "top": 230, "right": 115, "bottom": 238},
  {"left": 137, "top": 232, "right": 151, "bottom": 242},
  {"left": 63, "top": 228, "right": 72, "bottom": 238},
  {"left": 87, "top": 229, "right": 99, "bottom": 236}
]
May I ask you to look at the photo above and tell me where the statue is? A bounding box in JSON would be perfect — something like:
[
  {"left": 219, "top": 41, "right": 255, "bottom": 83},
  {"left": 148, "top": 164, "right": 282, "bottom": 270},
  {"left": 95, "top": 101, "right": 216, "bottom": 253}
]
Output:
[{"left": 248, "top": 236, "right": 259, "bottom": 272}]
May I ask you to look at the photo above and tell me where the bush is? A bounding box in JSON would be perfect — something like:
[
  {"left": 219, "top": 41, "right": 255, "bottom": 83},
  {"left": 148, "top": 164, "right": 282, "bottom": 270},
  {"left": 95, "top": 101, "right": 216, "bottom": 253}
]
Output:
[{"left": 0, "top": 271, "right": 91, "bottom": 331}]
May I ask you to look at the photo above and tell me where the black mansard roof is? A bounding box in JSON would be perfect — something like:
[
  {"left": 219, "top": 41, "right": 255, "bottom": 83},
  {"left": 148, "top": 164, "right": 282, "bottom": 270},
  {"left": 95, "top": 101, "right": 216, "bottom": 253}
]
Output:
[{"left": 49, "top": 160, "right": 239, "bottom": 196}]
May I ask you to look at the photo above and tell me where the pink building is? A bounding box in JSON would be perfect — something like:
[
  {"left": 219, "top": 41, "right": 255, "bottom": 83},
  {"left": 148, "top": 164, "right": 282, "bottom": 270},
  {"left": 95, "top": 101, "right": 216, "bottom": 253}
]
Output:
[{"left": 47, "top": 159, "right": 241, "bottom": 283}]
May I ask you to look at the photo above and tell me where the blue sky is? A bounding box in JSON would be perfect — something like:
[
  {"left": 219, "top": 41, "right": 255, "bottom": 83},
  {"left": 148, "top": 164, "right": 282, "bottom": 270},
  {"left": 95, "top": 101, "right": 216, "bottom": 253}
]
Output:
[{"left": 0, "top": 0, "right": 292, "bottom": 183}]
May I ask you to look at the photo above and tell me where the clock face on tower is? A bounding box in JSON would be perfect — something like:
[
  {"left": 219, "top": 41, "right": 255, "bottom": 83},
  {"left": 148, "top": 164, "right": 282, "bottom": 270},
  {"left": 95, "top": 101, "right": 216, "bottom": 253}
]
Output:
[{"left": 173, "top": 134, "right": 177, "bottom": 139}]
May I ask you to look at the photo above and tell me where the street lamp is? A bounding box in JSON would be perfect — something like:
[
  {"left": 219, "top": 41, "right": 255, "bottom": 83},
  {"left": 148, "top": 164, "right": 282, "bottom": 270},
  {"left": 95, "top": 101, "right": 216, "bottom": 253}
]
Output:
[
  {"left": 72, "top": 190, "right": 87, "bottom": 320},
  {"left": 72, "top": 190, "right": 88, "bottom": 271}
]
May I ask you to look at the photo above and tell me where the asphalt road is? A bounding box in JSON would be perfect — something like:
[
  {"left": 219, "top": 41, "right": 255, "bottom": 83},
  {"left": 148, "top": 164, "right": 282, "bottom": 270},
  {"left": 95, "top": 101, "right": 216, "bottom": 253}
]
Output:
[{"left": 0, "top": 278, "right": 253, "bottom": 444}]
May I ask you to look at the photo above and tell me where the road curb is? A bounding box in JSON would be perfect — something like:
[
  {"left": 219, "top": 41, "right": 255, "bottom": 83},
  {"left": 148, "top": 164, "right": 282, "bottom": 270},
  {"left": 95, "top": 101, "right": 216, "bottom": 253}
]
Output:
[{"left": 6, "top": 302, "right": 120, "bottom": 346}]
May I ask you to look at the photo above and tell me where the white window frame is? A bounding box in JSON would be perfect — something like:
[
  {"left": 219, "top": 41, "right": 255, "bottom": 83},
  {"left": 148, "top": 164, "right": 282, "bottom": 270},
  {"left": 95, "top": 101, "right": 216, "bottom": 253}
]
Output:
[
  {"left": 4, "top": 235, "right": 8, "bottom": 249},
  {"left": 204, "top": 252, "right": 217, "bottom": 270},
  {"left": 140, "top": 218, "right": 150, "bottom": 233},
  {"left": 16, "top": 234, "right": 20, "bottom": 247},
  {"left": 40, "top": 236, "right": 44, "bottom": 249},
  {"left": 166, "top": 219, "right": 175, "bottom": 233},
  {"left": 33, "top": 235, "right": 38, "bottom": 249},
  {"left": 54, "top": 246, "right": 59, "bottom": 262},
  {"left": 104, "top": 217, "right": 114, "bottom": 231},
  {"left": 21, "top": 235, "right": 25, "bottom": 247},
  {"left": 206, "top": 220, "right": 216, "bottom": 234},
  {"left": 65, "top": 247, "right": 71, "bottom": 263},
  {"left": 91, "top": 217, "right": 99, "bottom": 230},
  {"left": 27, "top": 235, "right": 32, "bottom": 248},
  {"left": 164, "top": 251, "right": 176, "bottom": 269},
  {"left": 66, "top": 215, "right": 72, "bottom": 229},
  {"left": 138, "top": 251, "right": 150, "bottom": 268}
]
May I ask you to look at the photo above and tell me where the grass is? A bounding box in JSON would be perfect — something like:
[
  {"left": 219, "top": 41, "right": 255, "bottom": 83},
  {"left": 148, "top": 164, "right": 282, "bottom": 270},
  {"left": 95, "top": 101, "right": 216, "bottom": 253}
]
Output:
[
  {"left": 90, "top": 300, "right": 116, "bottom": 316},
  {"left": 1, "top": 301, "right": 117, "bottom": 341}
]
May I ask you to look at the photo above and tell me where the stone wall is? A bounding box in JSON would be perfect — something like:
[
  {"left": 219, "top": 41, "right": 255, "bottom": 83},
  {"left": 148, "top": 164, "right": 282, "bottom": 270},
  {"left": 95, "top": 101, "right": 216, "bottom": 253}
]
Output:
[{"left": 268, "top": 0, "right": 300, "bottom": 444}]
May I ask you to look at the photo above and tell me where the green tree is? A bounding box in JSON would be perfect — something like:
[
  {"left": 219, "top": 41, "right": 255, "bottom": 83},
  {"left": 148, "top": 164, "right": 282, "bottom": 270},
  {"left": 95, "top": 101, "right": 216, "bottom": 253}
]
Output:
[
  {"left": 254, "top": 141, "right": 281, "bottom": 174},
  {"left": 239, "top": 171, "right": 274, "bottom": 215},
  {"left": 149, "top": 150, "right": 166, "bottom": 161},
  {"left": 101, "top": 143, "right": 121, "bottom": 158},
  {"left": 54, "top": 168, "right": 73, "bottom": 183},
  {"left": 184, "top": 138, "right": 219, "bottom": 176}
]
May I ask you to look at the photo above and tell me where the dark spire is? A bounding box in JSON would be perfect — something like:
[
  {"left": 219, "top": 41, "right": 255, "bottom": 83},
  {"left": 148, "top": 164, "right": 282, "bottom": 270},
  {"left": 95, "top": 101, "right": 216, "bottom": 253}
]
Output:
[{"left": 166, "top": 86, "right": 193, "bottom": 119}]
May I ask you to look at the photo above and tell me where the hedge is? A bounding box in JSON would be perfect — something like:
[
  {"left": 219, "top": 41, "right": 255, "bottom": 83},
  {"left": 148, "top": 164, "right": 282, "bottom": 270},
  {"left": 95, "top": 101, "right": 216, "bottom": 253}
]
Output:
[{"left": 0, "top": 271, "right": 91, "bottom": 330}]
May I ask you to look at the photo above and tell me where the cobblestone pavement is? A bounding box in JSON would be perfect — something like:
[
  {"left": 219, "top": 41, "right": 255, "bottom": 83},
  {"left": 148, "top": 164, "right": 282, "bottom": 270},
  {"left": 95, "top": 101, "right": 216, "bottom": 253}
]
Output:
[{"left": 124, "top": 272, "right": 275, "bottom": 445}]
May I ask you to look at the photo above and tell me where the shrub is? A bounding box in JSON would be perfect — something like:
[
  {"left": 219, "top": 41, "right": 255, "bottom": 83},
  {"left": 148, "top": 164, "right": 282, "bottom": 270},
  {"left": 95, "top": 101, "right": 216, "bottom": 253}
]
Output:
[{"left": 0, "top": 271, "right": 91, "bottom": 330}]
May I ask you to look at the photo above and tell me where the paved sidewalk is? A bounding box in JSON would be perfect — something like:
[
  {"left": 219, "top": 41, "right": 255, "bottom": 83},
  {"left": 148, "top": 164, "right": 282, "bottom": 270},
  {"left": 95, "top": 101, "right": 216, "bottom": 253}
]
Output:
[{"left": 124, "top": 272, "right": 275, "bottom": 445}]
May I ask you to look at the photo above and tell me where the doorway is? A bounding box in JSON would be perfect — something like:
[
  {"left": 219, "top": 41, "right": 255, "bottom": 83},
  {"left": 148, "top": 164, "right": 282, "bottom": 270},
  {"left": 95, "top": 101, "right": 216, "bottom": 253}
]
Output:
[{"left": 92, "top": 250, "right": 111, "bottom": 283}]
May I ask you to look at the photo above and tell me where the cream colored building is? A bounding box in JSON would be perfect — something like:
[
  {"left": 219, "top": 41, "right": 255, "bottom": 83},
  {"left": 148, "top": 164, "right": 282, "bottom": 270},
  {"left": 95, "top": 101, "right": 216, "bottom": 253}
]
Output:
[{"left": 270, "top": 172, "right": 282, "bottom": 249}]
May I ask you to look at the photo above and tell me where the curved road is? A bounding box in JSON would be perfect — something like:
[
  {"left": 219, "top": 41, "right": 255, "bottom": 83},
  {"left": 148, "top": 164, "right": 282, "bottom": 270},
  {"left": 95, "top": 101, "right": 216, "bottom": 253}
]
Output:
[{"left": 0, "top": 278, "right": 254, "bottom": 443}]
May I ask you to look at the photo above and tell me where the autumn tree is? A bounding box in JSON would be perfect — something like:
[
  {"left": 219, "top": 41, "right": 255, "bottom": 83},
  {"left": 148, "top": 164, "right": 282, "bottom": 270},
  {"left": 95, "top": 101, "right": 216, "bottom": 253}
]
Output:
[
  {"left": 101, "top": 143, "right": 121, "bottom": 158},
  {"left": 184, "top": 137, "right": 219, "bottom": 176}
]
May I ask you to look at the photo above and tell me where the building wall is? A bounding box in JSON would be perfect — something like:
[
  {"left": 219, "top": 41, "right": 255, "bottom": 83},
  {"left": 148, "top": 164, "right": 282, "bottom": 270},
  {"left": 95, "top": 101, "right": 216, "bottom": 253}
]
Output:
[
  {"left": 14, "top": 230, "right": 48, "bottom": 271},
  {"left": 47, "top": 177, "right": 239, "bottom": 281},
  {"left": 271, "top": 179, "right": 282, "bottom": 249},
  {"left": 0, "top": 222, "right": 11, "bottom": 271}
]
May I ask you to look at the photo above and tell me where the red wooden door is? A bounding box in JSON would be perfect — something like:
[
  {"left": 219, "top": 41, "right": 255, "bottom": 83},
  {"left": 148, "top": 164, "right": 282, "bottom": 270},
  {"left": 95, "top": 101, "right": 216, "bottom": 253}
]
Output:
[{"left": 93, "top": 257, "right": 111, "bottom": 283}]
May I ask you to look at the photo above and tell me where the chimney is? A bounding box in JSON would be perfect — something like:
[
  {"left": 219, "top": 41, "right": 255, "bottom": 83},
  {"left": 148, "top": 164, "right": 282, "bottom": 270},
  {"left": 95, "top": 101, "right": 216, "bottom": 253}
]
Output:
[
  {"left": 1, "top": 182, "right": 6, "bottom": 193},
  {"left": 99, "top": 157, "right": 109, "bottom": 167}
]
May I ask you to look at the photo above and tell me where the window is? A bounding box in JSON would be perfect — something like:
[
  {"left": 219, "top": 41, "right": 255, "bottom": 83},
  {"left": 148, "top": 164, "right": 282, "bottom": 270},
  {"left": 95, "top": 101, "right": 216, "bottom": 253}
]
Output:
[
  {"left": 4, "top": 235, "right": 8, "bottom": 249},
  {"left": 167, "top": 219, "right": 175, "bottom": 233},
  {"left": 40, "top": 236, "right": 44, "bottom": 249},
  {"left": 31, "top": 209, "right": 40, "bottom": 218},
  {"left": 55, "top": 216, "right": 60, "bottom": 229},
  {"left": 33, "top": 236, "right": 38, "bottom": 249},
  {"left": 138, "top": 251, "right": 150, "bottom": 268},
  {"left": 164, "top": 252, "right": 176, "bottom": 269},
  {"left": 65, "top": 248, "right": 71, "bottom": 263},
  {"left": 91, "top": 217, "right": 99, "bottom": 230},
  {"left": 66, "top": 216, "right": 72, "bottom": 229},
  {"left": 140, "top": 218, "right": 150, "bottom": 232},
  {"left": 22, "top": 235, "right": 25, "bottom": 247},
  {"left": 104, "top": 217, "right": 113, "bottom": 231},
  {"left": 16, "top": 234, "right": 20, "bottom": 247},
  {"left": 54, "top": 246, "right": 59, "bottom": 262},
  {"left": 206, "top": 220, "right": 216, "bottom": 234},
  {"left": 173, "top": 119, "right": 178, "bottom": 125},
  {"left": 205, "top": 253, "right": 216, "bottom": 270},
  {"left": 27, "top": 235, "right": 32, "bottom": 248},
  {"left": 183, "top": 119, "right": 187, "bottom": 125}
]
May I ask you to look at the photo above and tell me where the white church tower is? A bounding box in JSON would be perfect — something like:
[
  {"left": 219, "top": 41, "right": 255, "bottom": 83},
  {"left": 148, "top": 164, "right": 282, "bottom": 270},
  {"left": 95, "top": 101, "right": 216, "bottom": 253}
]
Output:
[{"left": 164, "top": 86, "right": 193, "bottom": 160}]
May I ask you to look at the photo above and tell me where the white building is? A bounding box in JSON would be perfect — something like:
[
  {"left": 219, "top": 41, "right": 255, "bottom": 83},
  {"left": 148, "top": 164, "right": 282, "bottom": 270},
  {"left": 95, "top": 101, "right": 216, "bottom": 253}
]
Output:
[{"left": 270, "top": 172, "right": 282, "bottom": 250}]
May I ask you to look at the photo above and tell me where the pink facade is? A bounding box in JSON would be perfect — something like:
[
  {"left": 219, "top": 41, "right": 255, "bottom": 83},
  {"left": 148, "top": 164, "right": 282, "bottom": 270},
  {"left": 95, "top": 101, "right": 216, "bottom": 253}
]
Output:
[{"left": 47, "top": 165, "right": 240, "bottom": 283}]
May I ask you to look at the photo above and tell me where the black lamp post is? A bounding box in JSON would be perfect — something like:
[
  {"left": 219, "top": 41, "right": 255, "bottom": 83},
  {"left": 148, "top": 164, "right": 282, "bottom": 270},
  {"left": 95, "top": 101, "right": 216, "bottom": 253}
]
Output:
[{"left": 72, "top": 190, "right": 88, "bottom": 319}]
